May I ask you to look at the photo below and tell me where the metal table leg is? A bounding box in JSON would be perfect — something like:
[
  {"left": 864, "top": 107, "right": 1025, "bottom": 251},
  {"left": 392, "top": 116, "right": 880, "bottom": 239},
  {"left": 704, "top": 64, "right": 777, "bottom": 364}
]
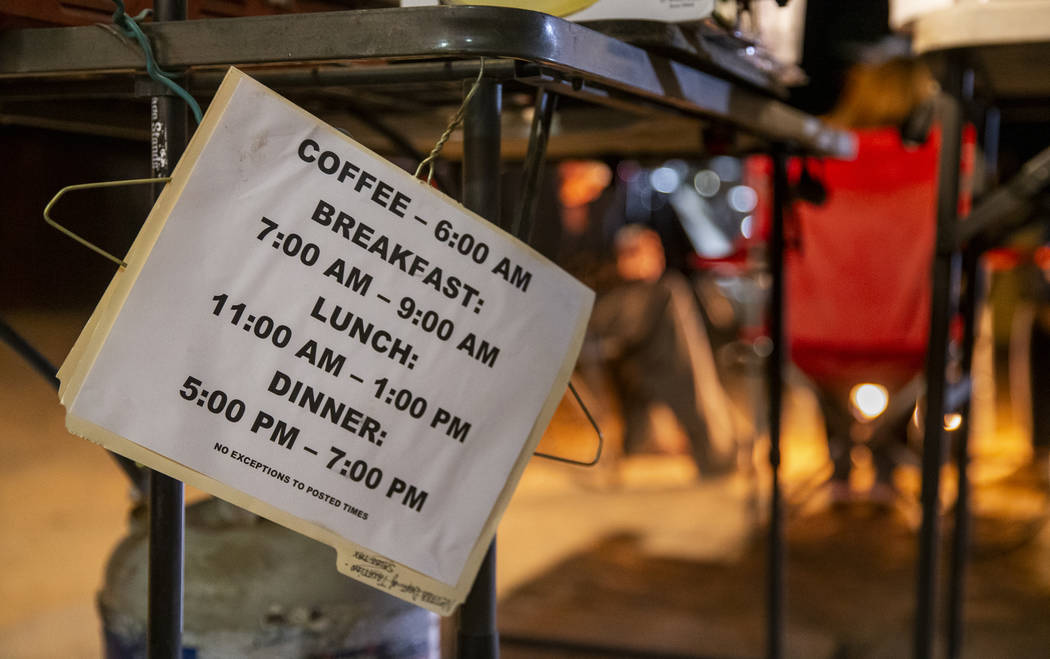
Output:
[
  {"left": 766, "top": 146, "right": 789, "bottom": 659},
  {"left": 946, "top": 245, "right": 981, "bottom": 659},
  {"left": 458, "top": 75, "right": 502, "bottom": 659},
  {"left": 148, "top": 470, "right": 185, "bottom": 659},
  {"left": 148, "top": 2, "right": 188, "bottom": 657},
  {"left": 914, "top": 56, "right": 966, "bottom": 659},
  {"left": 946, "top": 77, "right": 989, "bottom": 659}
]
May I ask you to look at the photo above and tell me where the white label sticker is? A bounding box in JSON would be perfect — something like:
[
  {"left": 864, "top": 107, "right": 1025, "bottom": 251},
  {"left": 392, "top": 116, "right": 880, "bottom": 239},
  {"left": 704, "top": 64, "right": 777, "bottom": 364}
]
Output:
[{"left": 64, "top": 70, "right": 593, "bottom": 587}]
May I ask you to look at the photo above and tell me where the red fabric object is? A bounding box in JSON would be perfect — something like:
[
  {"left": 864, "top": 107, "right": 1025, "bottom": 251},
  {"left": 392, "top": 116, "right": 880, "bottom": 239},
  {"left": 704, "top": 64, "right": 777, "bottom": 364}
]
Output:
[
  {"left": 984, "top": 247, "right": 1026, "bottom": 272},
  {"left": 786, "top": 127, "right": 941, "bottom": 388}
]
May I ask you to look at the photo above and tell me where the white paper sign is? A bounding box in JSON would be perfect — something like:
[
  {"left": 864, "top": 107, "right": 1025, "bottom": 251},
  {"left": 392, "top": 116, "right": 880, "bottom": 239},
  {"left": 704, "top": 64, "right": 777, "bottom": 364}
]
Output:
[{"left": 59, "top": 68, "right": 593, "bottom": 610}]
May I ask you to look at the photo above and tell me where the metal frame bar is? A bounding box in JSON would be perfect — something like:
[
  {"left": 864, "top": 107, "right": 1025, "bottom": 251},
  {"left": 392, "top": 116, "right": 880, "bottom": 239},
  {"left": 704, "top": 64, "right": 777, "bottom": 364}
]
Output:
[
  {"left": 946, "top": 243, "right": 981, "bottom": 659},
  {"left": 914, "top": 59, "right": 967, "bottom": 659},
  {"left": 766, "top": 146, "right": 789, "bottom": 659},
  {"left": 955, "top": 142, "right": 1050, "bottom": 249},
  {"left": 457, "top": 75, "right": 503, "bottom": 659},
  {"left": 147, "top": 470, "right": 184, "bottom": 658},
  {"left": 146, "top": 3, "right": 187, "bottom": 657},
  {"left": 512, "top": 89, "right": 557, "bottom": 242},
  {"left": 0, "top": 60, "right": 524, "bottom": 101},
  {"left": 944, "top": 80, "right": 1000, "bottom": 659},
  {"left": 456, "top": 72, "right": 566, "bottom": 659}
]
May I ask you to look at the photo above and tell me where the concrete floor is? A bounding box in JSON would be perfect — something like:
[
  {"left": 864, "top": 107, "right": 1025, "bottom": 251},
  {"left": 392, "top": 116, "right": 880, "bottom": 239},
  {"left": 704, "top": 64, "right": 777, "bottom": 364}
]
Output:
[
  {"left": 0, "top": 309, "right": 129, "bottom": 658},
  {"left": 2, "top": 310, "right": 1049, "bottom": 657}
]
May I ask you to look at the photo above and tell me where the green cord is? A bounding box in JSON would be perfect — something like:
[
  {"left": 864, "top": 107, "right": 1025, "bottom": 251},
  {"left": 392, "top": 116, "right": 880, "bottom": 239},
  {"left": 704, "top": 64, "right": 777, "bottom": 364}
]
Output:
[{"left": 111, "top": 1, "right": 203, "bottom": 124}]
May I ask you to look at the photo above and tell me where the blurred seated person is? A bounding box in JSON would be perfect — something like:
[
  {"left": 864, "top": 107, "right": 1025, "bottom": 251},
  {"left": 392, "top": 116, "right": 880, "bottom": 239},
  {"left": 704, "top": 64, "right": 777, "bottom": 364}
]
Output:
[
  {"left": 554, "top": 160, "right": 617, "bottom": 290},
  {"left": 785, "top": 54, "right": 950, "bottom": 504},
  {"left": 587, "top": 224, "right": 736, "bottom": 478}
]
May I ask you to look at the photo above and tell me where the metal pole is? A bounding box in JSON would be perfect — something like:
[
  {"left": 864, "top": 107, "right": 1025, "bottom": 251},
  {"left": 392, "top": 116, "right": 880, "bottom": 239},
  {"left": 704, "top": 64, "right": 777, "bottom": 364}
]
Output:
[
  {"left": 914, "top": 56, "right": 965, "bottom": 659},
  {"left": 946, "top": 71, "right": 991, "bottom": 657},
  {"left": 946, "top": 246, "right": 980, "bottom": 659},
  {"left": 458, "top": 76, "right": 502, "bottom": 659},
  {"left": 766, "top": 146, "right": 788, "bottom": 659},
  {"left": 148, "top": 2, "right": 187, "bottom": 657},
  {"left": 512, "top": 89, "right": 557, "bottom": 243},
  {"left": 982, "top": 107, "right": 1000, "bottom": 190}
]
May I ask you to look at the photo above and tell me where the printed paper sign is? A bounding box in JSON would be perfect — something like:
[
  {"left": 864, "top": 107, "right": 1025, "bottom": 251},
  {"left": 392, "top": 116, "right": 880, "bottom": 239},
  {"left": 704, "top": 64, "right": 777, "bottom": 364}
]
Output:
[{"left": 58, "top": 68, "right": 593, "bottom": 613}]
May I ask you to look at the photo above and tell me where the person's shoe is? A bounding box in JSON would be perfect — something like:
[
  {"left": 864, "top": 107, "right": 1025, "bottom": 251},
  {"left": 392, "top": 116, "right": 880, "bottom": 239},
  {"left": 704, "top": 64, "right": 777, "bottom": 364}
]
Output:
[
  {"left": 698, "top": 455, "right": 736, "bottom": 482},
  {"left": 829, "top": 480, "right": 852, "bottom": 506},
  {"left": 868, "top": 482, "right": 898, "bottom": 509},
  {"left": 999, "top": 452, "right": 1050, "bottom": 490}
]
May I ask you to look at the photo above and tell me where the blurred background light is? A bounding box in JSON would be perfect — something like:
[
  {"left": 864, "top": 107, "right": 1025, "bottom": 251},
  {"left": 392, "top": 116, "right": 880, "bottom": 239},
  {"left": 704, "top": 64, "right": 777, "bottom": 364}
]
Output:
[
  {"left": 650, "top": 166, "right": 681, "bottom": 194},
  {"left": 693, "top": 169, "right": 720, "bottom": 197}
]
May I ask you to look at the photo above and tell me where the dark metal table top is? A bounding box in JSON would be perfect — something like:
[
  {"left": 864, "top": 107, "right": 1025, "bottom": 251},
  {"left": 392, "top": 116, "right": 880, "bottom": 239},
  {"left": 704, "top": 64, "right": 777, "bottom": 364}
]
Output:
[
  {"left": 0, "top": 6, "right": 853, "bottom": 158},
  {"left": 914, "top": 3, "right": 1050, "bottom": 112}
]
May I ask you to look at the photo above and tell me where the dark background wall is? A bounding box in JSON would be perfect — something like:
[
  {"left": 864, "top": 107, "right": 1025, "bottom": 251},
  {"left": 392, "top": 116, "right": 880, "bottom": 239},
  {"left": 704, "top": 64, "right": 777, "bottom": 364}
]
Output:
[
  {"left": 0, "top": 126, "right": 153, "bottom": 309},
  {"left": 792, "top": 0, "right": 891, "bottom": 115}
]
